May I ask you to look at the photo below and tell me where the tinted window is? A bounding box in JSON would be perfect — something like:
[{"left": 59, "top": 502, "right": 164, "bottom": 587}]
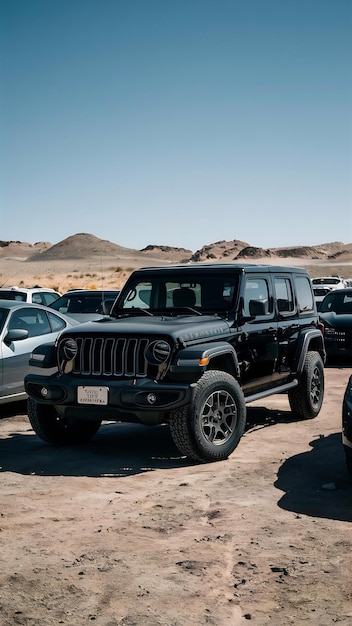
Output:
[
  {"left": 320, "top": 292, "right": 352, "bottom": 314},
  {"left": 295, "top": 276, "right": 314, "bottom": 312},
  {"left": 48, "top": 311, "right": 67, "bottom": 332},
  {"left": 0, "top": 291, "right": 26, "bottom": 301},
  {"left": 8, "top": 308, "right": 52, "bottom": 337},
  {"left": 274, "top": 277, "right": 294, "bottom": 313},
  {"left": 116, "top": 274, "right": 239, "bottom": 312},
  {"left": 0, "top": 308, "right": 8, "bottom": 332}
]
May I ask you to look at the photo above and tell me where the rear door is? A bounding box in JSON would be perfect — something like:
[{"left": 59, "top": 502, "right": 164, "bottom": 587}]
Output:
[
  {"left": 273, "top": 272, "right": 315, "bottom": 374},
  {"left": 237, "top": 274, "right": 279, "bottom": 389}
]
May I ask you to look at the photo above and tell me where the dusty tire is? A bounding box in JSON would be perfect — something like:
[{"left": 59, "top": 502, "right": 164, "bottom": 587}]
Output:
[
  {"left": 169, "top": 371, "right": 246, "bottom": 463},
  {"left": 288, "top": 351, "right": 324, "bottom": 420},
  {"left": 27, "top": 398, "right": 102, "bottom": 445}
]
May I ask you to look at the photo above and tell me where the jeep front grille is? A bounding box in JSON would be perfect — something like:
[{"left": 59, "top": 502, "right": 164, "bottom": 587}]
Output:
[{"left": 71, "top": 337, "right": 150, "bottom": 377}]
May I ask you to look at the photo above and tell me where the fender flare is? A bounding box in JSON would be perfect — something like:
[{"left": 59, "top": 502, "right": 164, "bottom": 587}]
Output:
[
  {"left": 170, "top": 341, "right": 240, "bottom": 378},
  {"left": 294, "top": 328, "right": 326, "bottom": 373}
]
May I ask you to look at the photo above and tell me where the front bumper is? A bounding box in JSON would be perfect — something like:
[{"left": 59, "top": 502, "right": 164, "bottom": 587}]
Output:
[{"left": 25, "top": 373, "right": 194, "bottom": 424}]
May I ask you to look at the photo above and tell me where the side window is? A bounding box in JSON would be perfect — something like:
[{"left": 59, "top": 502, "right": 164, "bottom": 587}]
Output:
[
  {"left": 295, "top": 276, "right": 314, "bottom": 312},
  {"left": 32, "top": 293, "right": 44, "bottom": 304},
  {"left": 47, "top": 312, "right": 66, "bottom": 332},
  {"left": 8, "top": 308, "right": 51, "bottom": 337},
  {"left": 43, "top": 292, "right": 59, "bottom": 306},
  {"left": 274, "top": 277, "right": 294, "bottom": 313},
  {"left": 243, "top": 278, "right": 271, "bottom": 316}
]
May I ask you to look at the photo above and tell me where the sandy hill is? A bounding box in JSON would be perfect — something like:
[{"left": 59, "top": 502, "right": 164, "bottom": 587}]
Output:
[
  {"left": 1, "top": 233, "right": 351, "bottom": 294},
  {"left": 1, "top": 233, "right": 351, "bottom": 264}
]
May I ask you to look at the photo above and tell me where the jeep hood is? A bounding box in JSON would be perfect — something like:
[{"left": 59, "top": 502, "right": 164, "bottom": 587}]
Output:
[{"left": 60, "top": 314, "right": 233, "bottom": 346}]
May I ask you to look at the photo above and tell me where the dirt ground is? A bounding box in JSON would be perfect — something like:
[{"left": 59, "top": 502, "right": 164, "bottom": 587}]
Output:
[{"left": 0, "top": 364, "right": 351, "bottom": 626}]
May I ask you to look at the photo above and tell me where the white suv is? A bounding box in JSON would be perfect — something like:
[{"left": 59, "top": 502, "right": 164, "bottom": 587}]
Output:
[
  {"left": 0, "top": 286, "right": 60, "bottom": 306},
  {"left": 311, "top": 276, "right": 347, "bottom": 290}
]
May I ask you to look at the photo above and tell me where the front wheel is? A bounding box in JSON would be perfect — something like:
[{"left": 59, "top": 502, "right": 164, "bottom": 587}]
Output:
[
  {"left": 27, "top": 398, "right": 102, "bottom": 445},
  {"left": 288, "top": 351, "right": 324, "bottom": 420},
  {"left": 169, "top": 371, "right": 246, "bottom": 463}
]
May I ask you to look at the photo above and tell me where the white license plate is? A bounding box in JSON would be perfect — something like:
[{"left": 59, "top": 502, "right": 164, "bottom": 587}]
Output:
[{"left": 77, "top": 386, "right": 109, "bottom": 405}]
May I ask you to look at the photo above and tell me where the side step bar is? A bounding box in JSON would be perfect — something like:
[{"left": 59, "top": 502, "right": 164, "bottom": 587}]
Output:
[{"left": 244, "top": 379, "right": 298, "bottom": 404}]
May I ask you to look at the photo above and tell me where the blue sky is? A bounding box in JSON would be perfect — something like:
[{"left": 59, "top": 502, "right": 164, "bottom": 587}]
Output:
[{"left": 1, "top": 0, "right": 351, "bottom": 252}]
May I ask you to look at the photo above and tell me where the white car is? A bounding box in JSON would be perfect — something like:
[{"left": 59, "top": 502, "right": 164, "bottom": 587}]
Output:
[
  {"left": 311, "top": 277, "right": 347, "bottom": 290},
  {"left": 0, "top": 286, "right": 60, "bottom": 306},
  {"left": 0, "top": 300, "right": 78, "bottom": 404}
]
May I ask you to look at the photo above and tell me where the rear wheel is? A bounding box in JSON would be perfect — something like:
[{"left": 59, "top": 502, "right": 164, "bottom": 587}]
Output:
[
  {"left": 288, "top": 351, "right": 324, "bottom": 420},
  {"left": 27, "top": 398, "right": 102, "bottom": 445},
  {"left": 169, "top": 371, "right": 246, "bottom": 462}
]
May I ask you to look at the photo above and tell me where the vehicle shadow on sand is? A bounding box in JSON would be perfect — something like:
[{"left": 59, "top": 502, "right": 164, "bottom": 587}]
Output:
[
  {"left": 0, "top": 418, "right": 193, "bottom": 477},
  {"left": 274, "top": 433, "right": 352, "bottom": 522},
  {"left": 1, "top": 403, "right": 300, "bottom": 478}
]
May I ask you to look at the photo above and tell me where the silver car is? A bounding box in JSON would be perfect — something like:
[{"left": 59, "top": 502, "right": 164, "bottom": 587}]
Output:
[{"left": 0, "top": 300, "right": 78, "bottom": 404}]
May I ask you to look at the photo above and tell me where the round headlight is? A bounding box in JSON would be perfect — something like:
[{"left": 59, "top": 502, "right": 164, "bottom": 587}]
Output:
[
  {"left": 61, "top": 338, "right": 78, "bottom": 361},
  {"left": 145, "top": 340, "right": 171, "bottom": 365}
]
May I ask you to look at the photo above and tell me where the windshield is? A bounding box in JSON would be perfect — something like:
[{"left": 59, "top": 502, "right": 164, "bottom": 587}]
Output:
[
  {"left": 0, "top": 308, "right": 9, "bottom": 332},
  {"left": 312, "top": 278, "right": 341, "bottom": 286},
  {"left": 0, "top": 290, "right": 26, "bottom": 301},
  {"left": 320, "top": 292, "right": 352, "bottom": 314},
  {"left": 113, "top": 273, "right": 239, "bottom": 314}
]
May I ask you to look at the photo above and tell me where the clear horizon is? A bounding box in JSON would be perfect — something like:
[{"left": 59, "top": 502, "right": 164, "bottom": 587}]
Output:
[{"left": 1, "top": 0, "right": 352, "bottom": 250}]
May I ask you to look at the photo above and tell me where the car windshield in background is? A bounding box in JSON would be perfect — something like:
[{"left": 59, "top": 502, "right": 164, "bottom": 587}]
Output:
[
  {"left": 115, "top": 273, "right": 239, "bottom": 313},
  {"left": 0, "top": 291, "right": 27, "bottom": 301},
  {"left": 51, "top": 292, "right": 119, "bottom": 315},
  {"left": 319, "top": 291, "right": 352, "bottom": 314},
  {"left": 313, "top": 278, "right": 341, "bottom": 286}
]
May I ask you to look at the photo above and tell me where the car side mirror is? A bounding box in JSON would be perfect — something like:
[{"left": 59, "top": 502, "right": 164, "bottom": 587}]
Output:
[
  {"left": 249, "top": 299, "right": 268, "bottom": 316},
  {"left": 4, "top": 328, "right": 29, "bottom": 343}
]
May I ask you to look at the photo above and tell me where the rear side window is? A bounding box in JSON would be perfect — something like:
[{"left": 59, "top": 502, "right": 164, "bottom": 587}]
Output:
[
  {"left": 274, "top": 277, "right": 294, "bottom": 313},
  {"left": 295, "top": 276, "right": 315, "bottom": 312},
  {"left": 48, "top": 312, "right": 67, "bottom": 332}
]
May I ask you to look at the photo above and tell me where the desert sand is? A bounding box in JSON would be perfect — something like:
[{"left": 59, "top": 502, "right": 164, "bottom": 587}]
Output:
[{"left": 0, "top": 365, "right": 351, "bottom": 625}]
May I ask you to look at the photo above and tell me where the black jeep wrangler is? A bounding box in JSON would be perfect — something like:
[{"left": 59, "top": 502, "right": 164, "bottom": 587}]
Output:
[{"left": 25, "top": 263, "right": 326, "bottom": 463}]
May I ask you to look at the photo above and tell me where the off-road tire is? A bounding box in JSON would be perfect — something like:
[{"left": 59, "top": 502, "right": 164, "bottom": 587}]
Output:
[
  {"left": 27, "top": 398, "right": 102, "bottom": 445},
  {"left": 169, "top": 370, "right": 246, "bottom": 462},
  {"left": 288, "top": 351, "right": 324, "bottom": 420}
]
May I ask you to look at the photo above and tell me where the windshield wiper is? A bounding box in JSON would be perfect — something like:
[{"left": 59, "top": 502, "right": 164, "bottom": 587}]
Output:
[
  {"left": 173, "top": 307, "right": 202, "bottom": 316},
  {"left": 117, "top": 308, "right": 154, "bottom": 317}
]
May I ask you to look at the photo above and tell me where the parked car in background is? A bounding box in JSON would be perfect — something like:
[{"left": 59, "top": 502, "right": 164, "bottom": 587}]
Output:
[
  {"left": 49, "top": 289, "right": 120, "bottom": 321},
  {"left": 313, "top": 286, "right": 332, "bottom": 310},
  {"left": 342, "top": 375, "right": 352, "bottom": 477},
  {"left": 311, "top": 277, "right": 347, "bottom": 291},
  {"left": 0, "top": 286, "right": 60, "bottom": 306},
  {"left": 318, "top": 288, "right": 352, "bottom": 357},
  {"left": 0, "top": 301, "right": 79, "bottom": 404}
]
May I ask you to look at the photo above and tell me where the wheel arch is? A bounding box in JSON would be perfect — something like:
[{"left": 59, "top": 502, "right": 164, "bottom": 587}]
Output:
[{"left": 293, "top": 329, "right": 326, "bottom": 374}]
